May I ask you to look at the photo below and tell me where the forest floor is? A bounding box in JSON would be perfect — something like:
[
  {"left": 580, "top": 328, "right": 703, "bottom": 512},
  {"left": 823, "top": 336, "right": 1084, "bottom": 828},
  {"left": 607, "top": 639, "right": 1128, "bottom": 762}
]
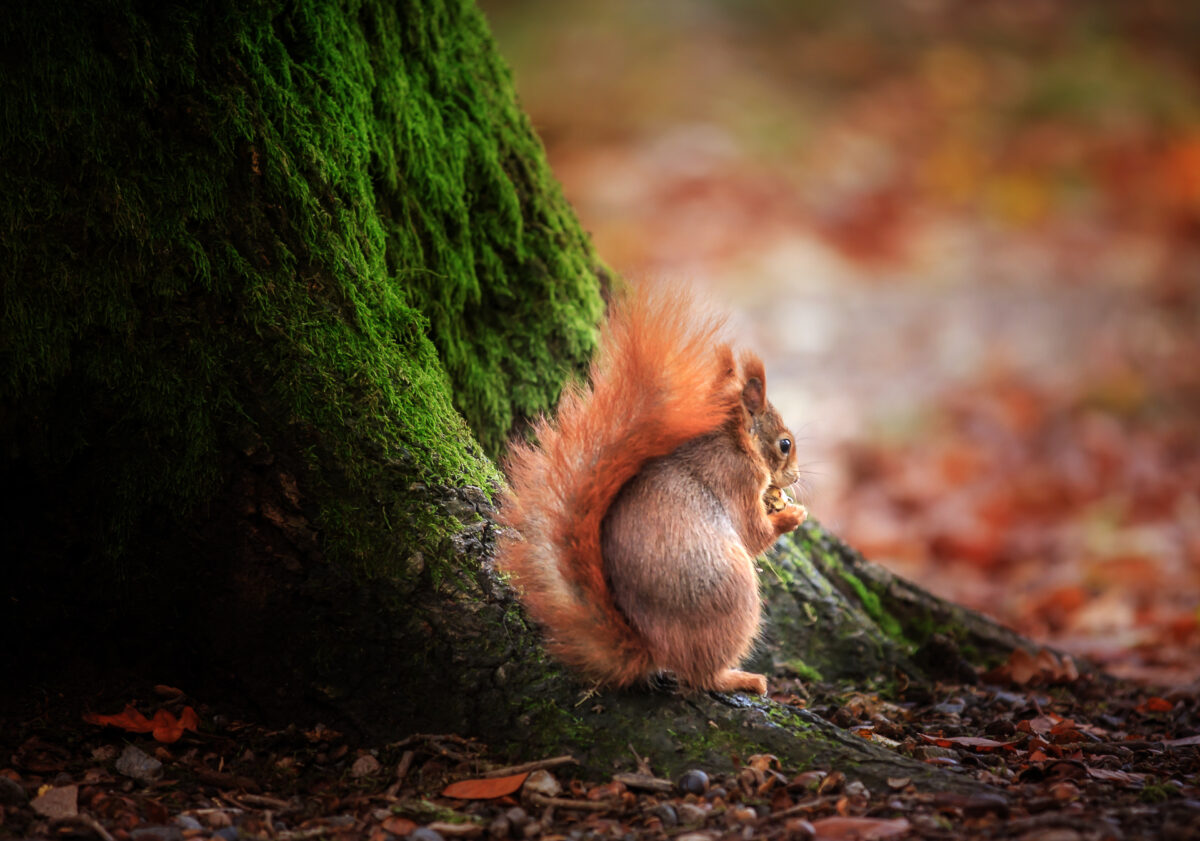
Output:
[{"left": 2, "top": 669, "right": 1197, "bottom": 841}]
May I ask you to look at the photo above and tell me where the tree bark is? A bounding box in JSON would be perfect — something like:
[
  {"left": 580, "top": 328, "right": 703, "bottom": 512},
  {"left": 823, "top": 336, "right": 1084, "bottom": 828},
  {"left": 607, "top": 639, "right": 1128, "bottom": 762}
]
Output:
[{"left": 4, "top": 0, "right": 1035, "bottom": 794}]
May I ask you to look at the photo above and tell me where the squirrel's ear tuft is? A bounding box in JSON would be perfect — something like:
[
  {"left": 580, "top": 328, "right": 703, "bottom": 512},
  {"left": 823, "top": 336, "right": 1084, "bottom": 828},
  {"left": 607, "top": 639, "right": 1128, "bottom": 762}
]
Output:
[
  {"left": 742, "top": 377, "right": 765, "bottom": 415},
  {"left": 739, "top": 352, "right": 767, "bottom": 415},
  {"left": 740, "top": 352, "right": 766, "bottom": 387}
]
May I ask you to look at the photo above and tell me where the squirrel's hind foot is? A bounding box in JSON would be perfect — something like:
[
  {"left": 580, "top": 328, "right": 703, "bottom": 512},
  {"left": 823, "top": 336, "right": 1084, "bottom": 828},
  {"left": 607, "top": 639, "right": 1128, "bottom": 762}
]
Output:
[{"left": 709, "top": 668, "right": 768, "bottom": 695}]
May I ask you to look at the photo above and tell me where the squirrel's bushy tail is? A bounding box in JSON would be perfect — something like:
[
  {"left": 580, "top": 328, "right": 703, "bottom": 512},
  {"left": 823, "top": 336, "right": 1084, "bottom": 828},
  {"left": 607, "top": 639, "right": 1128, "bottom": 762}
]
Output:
[{"left": 497, "top": 285, "right": 741, "bottom": 686}]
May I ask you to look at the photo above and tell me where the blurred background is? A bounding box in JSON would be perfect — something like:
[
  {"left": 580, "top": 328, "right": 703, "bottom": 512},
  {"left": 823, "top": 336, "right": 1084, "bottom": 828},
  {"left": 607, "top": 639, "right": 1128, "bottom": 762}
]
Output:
[{"left": 479, "top": 0, "right": 1200, "bottom": 686}]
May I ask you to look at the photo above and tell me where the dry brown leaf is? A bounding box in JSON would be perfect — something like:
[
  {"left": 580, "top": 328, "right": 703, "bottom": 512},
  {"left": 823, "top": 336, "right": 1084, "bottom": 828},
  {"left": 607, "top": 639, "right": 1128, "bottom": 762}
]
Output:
[
  {"left": 919, "top": 733, "right": 1016, "bottom": 750},
  {"left": 441, "top": 771, "right": 530, "bottom": 800}
]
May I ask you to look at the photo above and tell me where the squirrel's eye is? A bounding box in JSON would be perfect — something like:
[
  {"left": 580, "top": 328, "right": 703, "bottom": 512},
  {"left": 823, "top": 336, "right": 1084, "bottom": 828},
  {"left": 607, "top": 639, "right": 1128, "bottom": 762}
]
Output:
[{"left": 779, "top": 438, "right": 792, "bottom": 455}]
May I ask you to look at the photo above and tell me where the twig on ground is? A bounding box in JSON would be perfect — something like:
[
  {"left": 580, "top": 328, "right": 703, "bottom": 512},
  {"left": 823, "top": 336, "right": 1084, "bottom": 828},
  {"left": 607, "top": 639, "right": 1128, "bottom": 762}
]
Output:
[
  {"left": 526, "top": 792, "right": 616, "bottom": 812},
  {"left": 482, "top": 755, "right": 578, "bottom": 778}
]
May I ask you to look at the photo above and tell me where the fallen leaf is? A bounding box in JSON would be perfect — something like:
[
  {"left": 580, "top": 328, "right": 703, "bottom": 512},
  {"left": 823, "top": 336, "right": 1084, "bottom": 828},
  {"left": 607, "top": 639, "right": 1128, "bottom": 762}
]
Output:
[
  {"left": 810, "top": 815, "right": 910, "bottom": 840},
  {"left": 1086, "top": 767, "right": 1147, "bottom": 785},
  {"left": 382, "top": 816, "right": 417, "bottom": 835},
  {"left": 84, "top": 704, "right": 200, "bottom": 743},
  {"left": 1137, "top": 696, "right": 1173, "bottom": 713},
  {"left": 920, "top": 733, "right": 1016, "bottom": 750},
  {"left": 747, "top": 754, "right": 780, "bottom": 772},
  {"left": 441, "top": 772, "right": 530, "bottom": 800},
  {"left": 84, "top": 705, "right": 154, "bottom": 733},
  {"left": 1017, "top": 715, "right": 1059, "bottom": 735},
  {"left": 152, "top": 707, "right": 201, "bottom": 743},
  {"left": 179, "top": 706, "right": 200, "bottom": 730}
]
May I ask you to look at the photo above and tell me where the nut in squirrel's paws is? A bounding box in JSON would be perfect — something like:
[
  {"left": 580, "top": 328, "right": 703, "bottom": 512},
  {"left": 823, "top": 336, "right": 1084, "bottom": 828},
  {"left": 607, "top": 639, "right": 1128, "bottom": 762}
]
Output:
[
  {"left": 764, "top": 485, "right": 805, "bottom": 516},
  {"left": 763, "top": 485, "right": 788, "bottom": 513},
  {"left": 765, "top": 486, "right": 808, "bottom": 533}
]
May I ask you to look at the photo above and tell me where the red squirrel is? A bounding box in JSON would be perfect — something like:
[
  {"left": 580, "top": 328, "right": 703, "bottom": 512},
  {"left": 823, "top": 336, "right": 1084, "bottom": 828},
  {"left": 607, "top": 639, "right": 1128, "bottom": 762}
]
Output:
[{"left": 497, "top": 285, "right": 806, "bottom": 694}]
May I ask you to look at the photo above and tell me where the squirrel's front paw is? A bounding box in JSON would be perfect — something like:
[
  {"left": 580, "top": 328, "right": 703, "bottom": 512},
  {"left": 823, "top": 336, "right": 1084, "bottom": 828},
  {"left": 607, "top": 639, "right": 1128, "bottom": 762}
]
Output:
[{"left": 770, "top": 503, "right": 807, "bottom": 535}]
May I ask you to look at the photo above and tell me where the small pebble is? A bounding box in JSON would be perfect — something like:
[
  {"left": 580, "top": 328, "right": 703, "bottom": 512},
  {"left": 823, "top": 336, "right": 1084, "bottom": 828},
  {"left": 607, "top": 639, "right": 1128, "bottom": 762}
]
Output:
[
  {"left": 410, "top": 828, "right": 446, "bottom": 841},
  {"left": 487, "top": 815, "right": 510, "bottom": 838},
  {"left": 705, "top": 785, "right": 728, "bottom": 803},
  {"left": 677, "top": 802, "right": 709, "bottom": 825},
  {"left": 173, "top": 815, "right": 204, "bottom": 831},
  {"left": 116, "top": 744, "right": 164, "bottom": 782},
  {"left": 504, "top": 807, "right": 529, "bottom": 829},
  {"left": 523, "top": 769, "right": 561, "bottom": 797},
  {"left": 350, "top": 754, "right": 382, "bottom": 778},
  {"left": 651, "top": 803, "right": 678, "bottom": 827},
  {"left": 676, "top": 769, "right": 709, "bottom": 796},
  {"left": 214, "top": 828, "right": 239, "bottom": 841},
  {"left": 31, "top": 784, "right": 78, "bottom": 819},
  {"left": 204, "top": 811, "right": 234, "bottom": 829},
  {"left": 843, "top": 780, "right": 870, "bottom": 799}
]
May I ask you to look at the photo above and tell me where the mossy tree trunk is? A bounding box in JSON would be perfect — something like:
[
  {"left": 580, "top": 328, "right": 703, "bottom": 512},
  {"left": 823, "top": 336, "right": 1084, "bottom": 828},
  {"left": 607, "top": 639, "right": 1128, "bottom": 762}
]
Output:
[
  {"left": 2, "top": 0, "right": 601, "bottom": 724},
  {"left": 4, "top": 0, "right": 1040, "bottom": 788}
]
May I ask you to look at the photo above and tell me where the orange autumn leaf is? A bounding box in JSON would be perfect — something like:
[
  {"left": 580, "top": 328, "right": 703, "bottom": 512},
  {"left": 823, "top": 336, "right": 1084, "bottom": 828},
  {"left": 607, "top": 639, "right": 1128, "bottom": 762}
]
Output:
[
  {"left": 441, "top": 772, "right": 529, "bottom": 800},
  {"left": 179, "top": 706, "right": 200, "bottom": 730},
  {"left": 150, "top": 708, "right": 199, "bottom": 743},
  {"left": 987, "top": 647, "right": 1078, "bottom": 686},
  {"left": 83, "top": 704, "right": 200, "bottom": 743},
  {"left": 1138, "top": 696, "right": 1173, "bottom": 713},
  {"left": 83, "top": 704, "right": 154, "bottom": 733}
]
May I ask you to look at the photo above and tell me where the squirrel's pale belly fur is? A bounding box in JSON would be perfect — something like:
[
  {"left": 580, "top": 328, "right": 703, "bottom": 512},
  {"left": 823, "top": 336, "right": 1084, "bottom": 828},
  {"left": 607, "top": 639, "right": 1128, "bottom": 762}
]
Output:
[{"left": 498, "top": 285, "right": 806, "bottom": 694}]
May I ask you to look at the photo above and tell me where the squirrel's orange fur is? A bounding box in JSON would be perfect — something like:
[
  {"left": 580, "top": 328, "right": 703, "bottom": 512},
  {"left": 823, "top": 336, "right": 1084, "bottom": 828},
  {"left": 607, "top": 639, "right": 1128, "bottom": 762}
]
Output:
[{"left": 498, "top": 286, "right": 805, "bottom": 693}]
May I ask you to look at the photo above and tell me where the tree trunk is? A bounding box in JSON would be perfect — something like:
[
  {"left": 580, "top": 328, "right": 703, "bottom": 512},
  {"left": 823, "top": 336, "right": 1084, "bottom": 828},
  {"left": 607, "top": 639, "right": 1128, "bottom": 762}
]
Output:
[
  {"left": 2, "top": 0, "right": 601, "bottom": 691},
  {"left": 4, "top": 0, "right": 1037, "bottom": 792}
]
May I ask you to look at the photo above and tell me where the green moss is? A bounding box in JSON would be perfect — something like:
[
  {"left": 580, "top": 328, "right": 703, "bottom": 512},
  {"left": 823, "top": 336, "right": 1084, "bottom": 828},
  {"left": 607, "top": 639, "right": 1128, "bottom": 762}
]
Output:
[
  {"left": 1, "top": 0, "right": 605, "bottom": 587},
  {"left": 1139, "top": 783, "right": 1179, "bottom": 804},
  {"left": 763, "top": 703, "right": 814, "bottom": 733},
  {"left": 782, "top": 659, "right": 824, "bottom": 682},
  {"left": 837, "top": 569, "right": 905, "bottom": 641},
  {"left": 391, "top": 800, "right": 483, "bottom": 826},
  {"left": 669, "top": 718, "right": 754, "bottom": 771},
  {"left": 811, "top": 542, "right": 907, "bottom": 644},
  {"left": 509, "top": 692, "right": 596, "bottom": 757}
]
